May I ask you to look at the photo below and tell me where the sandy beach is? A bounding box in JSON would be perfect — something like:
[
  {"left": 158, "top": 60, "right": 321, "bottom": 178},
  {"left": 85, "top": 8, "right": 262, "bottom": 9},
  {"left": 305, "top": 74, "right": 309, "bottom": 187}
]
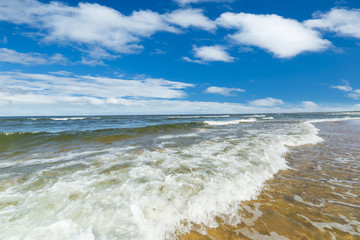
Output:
[{"left": 181, "top": 120, "right": 360, "bottom": 239}]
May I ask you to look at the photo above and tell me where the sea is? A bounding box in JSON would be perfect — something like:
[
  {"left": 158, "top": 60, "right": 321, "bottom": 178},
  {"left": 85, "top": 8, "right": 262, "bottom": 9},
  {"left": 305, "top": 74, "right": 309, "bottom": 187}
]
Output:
[{"left": 0, "top": 112, "right": 359, "bottom": 240}]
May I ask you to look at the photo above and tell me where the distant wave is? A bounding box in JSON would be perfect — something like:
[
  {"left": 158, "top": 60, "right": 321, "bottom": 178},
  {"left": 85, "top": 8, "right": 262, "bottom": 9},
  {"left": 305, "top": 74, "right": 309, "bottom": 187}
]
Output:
[
  {"left": 50, "top": 117, "right": 87, "bottom": 121},
  {"left": 248, "top": 114, "right": 266, "bottom": 118},
  {"left": 204, "top": 118, "right": 257, "bottom": 126},
  {"left": 262, "top": 117, "right": 274, "bottom": 120},
  {"left": 331, "top": 112, "right": 360, "bottom": 115},
  {"left": 168, "top": 115, "right": 230, "bottom": 119},
  {"left": 307, "top": 117, "right": 360, "bottom": 123}
]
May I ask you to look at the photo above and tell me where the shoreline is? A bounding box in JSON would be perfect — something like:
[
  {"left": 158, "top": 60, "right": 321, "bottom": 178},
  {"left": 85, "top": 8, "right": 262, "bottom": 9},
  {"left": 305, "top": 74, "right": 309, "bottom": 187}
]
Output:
[{"left": 180, "top": 120, "right": 360, "bottom": 240}]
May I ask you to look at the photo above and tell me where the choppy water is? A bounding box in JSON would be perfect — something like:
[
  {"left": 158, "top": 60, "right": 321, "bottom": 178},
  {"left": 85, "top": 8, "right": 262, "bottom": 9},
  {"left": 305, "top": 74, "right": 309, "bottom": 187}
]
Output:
[{"left": 0, "top": 112, "right": 359, "bottom": 239}]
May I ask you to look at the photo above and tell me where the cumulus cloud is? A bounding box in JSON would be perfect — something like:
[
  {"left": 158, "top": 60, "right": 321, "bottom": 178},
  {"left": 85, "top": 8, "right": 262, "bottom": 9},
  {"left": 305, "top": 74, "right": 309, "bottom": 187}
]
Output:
[
  {"left": 165, "top": 8, "right": 216, "bottom": 31},
  {"left": 3, "top": 0, "right": 175, "bottom": 53},
  {"left": 0, "top": 71, "right": 195, "bottom": 107},
  {"left": 332, "top": 80, "right": 352, "bottom": 92},
  {"left": 216, "top": 12, "right": 331, "bottom": 58},
  {"left": 205, "top": 86, "right": 245, "bottom": 96},
  {"left": 186, "top": 45, "right": 234, "bottom": 63},
  {"left": 0, "top": 48, "right": 67, "bottom": 65},
  {"left": 249, "top": 97, "right": 284, "bottom": 107},
  {"left": 174, "top": 0, "right": 233, "bottom": 6},
  {"left": 182, "top": 56, "right": 206, "bottom": 64},
  {"left": 305, "top": 8, "right": 360, "bottom": 38},
  {"left": 301, "top": 101, "right": 319, "bottom": 111},
  {"left": 0, "top": 0, "right": 215, "bottom": 57},
  {"left": 331, "top": 80, "right": 360, "bottom": 99},
  {"left": 346, "top": 91, "right": 360, "bottom": 100}
]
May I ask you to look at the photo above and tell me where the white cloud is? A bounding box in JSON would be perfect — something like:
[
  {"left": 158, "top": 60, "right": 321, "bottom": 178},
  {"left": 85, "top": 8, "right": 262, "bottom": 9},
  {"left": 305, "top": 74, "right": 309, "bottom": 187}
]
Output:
[
  {"left": 49, "top": 71, "right": 73, "bottom": 76},
  {"left": 0, "top": 48, "right": 67, "bottom": 65},
  {"left": 174, "top": 0, "right": 233, "bottom": 6},
  {"left": 1, "top": 71, "right": 360, "bottom": 115},
  {"left": 347, "top": 92, "right": 360, "bottom": 100},
  {"left": 1, "top": 36, "right": 7, "bottom": 44},
  {"left": 216, "top": 12, "right": 331, "bottom": 58},
  {"left": 249, "top": 97, "right": 284, "bottom": 107},
  {"left": 165, "top": 8, "right": 216, "bottom": 31},
  {"left": 301, "top": 101, "right": 319, "bottom": 111},
  {"left": 331, "top": 80, "right": 352, "bottom": 92},
  {"left": 305, "top": 8, "right": 360, "bottom": 38},
  {"left": 205, "top": 86, "right": 245, "bottom": 96},
  {"left": 331, "top": 80, "right": 360, "bottom": 99},
  {"left": 0, "top": 71, "right": 195, "bottom": 107},
  {"left": 182, "top": 56, "right": 206, "bottom": 64},
  {"left": 0, "top": 0, "right": 216, "bottom": 57},
  {"left": 301, "top": 101, "right": 318, "bottom": 108},
  {"left": 190, "top": 45, "right": 234, "bottom": 62}
]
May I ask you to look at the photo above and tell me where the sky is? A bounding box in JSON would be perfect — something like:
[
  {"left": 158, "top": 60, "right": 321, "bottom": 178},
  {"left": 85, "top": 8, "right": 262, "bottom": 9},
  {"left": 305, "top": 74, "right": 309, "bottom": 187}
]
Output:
[{"left": 0, "top": 0, "right": 359, "bottom": 116}]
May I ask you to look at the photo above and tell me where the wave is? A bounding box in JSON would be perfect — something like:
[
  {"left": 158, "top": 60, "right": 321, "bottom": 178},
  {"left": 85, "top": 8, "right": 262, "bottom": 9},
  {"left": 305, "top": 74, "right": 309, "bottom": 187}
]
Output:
[
  {"left": 248, "top": 114, "right": 266, "bottom": 117},
  {"left": 28, "top": 117, "right": 42, "bottom": 121},
  {"left": 204, "top": 118, "right": 257, "bottom": 126},
  {"left": 0, "top": 120, "right": 324, "bottom": 240},
  {"left": 50, "top": 117, "right": 88, "bottom": 121},
  {"left": 307, "top": 117, "right": 360, "bottom": 123},
  {"left": 167, "top": 115, "right": 230, "bottom": 119},
  {"left": 331, "top": 111, "right": 360, "bottom": 115},
  {"left": 156, "top": 132, "right": 199, "bottom": 139},
  {"left": 262, "top": 117, "right": 274, "bottom": 120},
  {"left": 27, "top": 116, "right": 103, "bottom": 121},
  {"left": 0, "top": 121, "right": 204, "bottom": 148}
]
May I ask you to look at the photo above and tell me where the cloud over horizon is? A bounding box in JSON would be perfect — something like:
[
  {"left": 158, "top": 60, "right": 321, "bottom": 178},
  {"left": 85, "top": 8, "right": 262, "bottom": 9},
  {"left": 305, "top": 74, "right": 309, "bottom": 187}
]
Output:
[
  {"left": 249, "top": 97, "right": 284, "bottom": 107},
  {"left": 0, "top": 71, "right": 195, "bottom": 107}
]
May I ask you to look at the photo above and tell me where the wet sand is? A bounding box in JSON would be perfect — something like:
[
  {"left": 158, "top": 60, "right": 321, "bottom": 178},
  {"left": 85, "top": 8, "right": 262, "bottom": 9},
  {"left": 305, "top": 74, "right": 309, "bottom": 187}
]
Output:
[{"left": 180, "top": 120, "right": 360, "bottom": 240}]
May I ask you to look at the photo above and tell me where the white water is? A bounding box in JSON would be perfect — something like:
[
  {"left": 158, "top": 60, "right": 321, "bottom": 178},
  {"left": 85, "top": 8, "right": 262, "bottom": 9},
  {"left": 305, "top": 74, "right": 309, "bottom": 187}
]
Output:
[
  {"left": 50, "top": 117, "right": 88, "bottom": 121},
  {"left": 0, "top": 121, "right": 323, "bottom": 240},
  {"left": 204, "top": 118, "right": 257, "bottom": 126}
]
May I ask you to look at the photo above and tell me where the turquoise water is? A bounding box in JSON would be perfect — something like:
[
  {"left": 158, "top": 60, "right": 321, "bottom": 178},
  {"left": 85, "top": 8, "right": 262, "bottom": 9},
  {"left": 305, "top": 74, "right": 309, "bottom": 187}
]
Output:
[{"left": 0, "top": 112, "right": 359, "bottom": 239}]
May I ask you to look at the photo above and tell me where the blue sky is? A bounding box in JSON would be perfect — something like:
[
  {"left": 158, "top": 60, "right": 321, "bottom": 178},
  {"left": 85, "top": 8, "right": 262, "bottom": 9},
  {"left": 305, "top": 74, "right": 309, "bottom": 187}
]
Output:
[{"left": 0, "top": 0, "right": 359, "bottom": 115}]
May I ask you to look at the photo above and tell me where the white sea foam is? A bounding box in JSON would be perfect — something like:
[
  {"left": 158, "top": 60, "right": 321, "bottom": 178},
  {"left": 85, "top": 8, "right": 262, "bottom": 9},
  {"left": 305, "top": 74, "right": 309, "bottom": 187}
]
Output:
[
  {"left": 1, "top": 131, "right": 36, "bottom": 136},
  {"left": 331, "top": 111, "right": 360, "bottom": 115},
  {"left": 307, "top": 117, "right": 360, "bottom": 123},
  {"left": 205, "top": 118, "right": 257, "bottom": 126},
  {"left": 0, "top": 121, "right": 324, "bottom": 240},
  {"left": 298, "top": 215, "right": 360, "bottom": 236},
  {"left": 263, "top": 117, "right": 274, "bottom": 120},
  {"left": 50, "top": 117, "right": 87, "bottom": 121},
  {"left": 156, "top": 133, "right": 199, "bottom": 139},
  {"left": 168, "top": 115, "right": 230, "bottom": 119},
  {"left": 248, "top": 114, "right": 266, "bottom": 118}
]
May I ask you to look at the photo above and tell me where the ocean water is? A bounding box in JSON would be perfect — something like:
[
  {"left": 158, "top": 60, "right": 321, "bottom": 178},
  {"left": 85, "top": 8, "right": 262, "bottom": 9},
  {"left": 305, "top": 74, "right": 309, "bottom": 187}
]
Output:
[{"left": 0, "top": 112, "right": 359, "bottom": 240}]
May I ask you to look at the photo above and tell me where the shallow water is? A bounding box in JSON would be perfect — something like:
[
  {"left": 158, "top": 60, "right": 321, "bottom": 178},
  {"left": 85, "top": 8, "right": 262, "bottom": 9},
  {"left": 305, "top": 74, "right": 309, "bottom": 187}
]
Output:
[
  {"left": 0, "top": 113, "right": 359, "bottom": 239},
  {"left": 181, "top": 120, "right": 360, "bottom": 240}
]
